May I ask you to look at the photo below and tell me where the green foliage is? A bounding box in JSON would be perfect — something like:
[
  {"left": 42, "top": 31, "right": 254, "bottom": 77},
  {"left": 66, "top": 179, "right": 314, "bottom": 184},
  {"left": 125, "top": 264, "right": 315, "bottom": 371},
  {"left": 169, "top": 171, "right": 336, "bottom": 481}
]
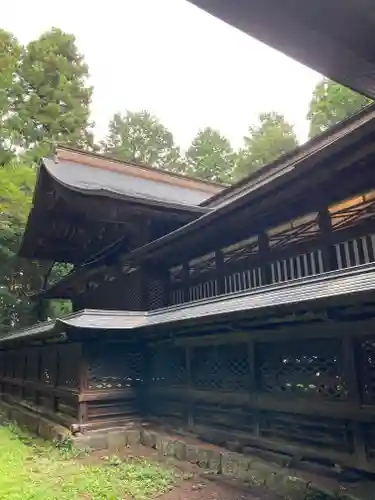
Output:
[
  {"left": 0, "top": 161, "right": 72, "bottom": 334},
  {"left": 101, "top": 110, "right": 183, "bottom": 171},
  {"left": 0, "top": 29, "right": 22, "bottom": 164},
  {"left": 0, "top": 420, "right": 175, "bottom": 499},
  {"left": 185, "top": 127, "right": 235, "bottom": 183},
  {"left": 234, "top": 112, "right": 298, "bottom": 181},
  {"left": 307, "top": 78, "right": 372, "bottom": 138},
  {"left": 11, "top": 27, "right": 94, "bottom": 161}
]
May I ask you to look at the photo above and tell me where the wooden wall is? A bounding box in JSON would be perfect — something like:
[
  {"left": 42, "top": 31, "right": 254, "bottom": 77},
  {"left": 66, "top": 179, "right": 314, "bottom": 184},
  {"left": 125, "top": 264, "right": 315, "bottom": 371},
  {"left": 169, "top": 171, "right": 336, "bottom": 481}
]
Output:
[
  {"left": 146, "top": 318, "right": 375, "bottom": 474},
  {"left": 0, "top": 343, "right": 82, "bottom": 428}
]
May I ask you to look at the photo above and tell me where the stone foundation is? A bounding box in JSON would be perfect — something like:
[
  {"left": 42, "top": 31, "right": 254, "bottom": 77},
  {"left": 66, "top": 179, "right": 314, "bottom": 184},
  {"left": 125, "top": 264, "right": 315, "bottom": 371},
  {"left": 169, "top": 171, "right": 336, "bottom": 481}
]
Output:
[{"left": 0, "top": 400, "right": 362, "bottom": 500}]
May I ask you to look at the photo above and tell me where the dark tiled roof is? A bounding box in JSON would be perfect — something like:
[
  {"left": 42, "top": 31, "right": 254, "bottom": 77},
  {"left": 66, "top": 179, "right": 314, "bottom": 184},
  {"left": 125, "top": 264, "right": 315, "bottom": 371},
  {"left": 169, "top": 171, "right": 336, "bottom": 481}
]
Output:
[
  {"left": 43, "top": 157, "right": 212, "bottom": 209},
  {"left": 3, "top": 263, "right": 375, "bottom": 344}
]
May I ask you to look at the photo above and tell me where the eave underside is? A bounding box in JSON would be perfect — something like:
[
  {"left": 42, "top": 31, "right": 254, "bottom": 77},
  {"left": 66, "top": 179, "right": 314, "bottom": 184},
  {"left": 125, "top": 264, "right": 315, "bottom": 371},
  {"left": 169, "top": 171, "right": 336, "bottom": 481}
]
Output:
[
  {"left": 189, "top": 0, "right": 375, "bottom": 99},
  {"left": 4, "top": 262, "right": 375, "bottom": 345}
]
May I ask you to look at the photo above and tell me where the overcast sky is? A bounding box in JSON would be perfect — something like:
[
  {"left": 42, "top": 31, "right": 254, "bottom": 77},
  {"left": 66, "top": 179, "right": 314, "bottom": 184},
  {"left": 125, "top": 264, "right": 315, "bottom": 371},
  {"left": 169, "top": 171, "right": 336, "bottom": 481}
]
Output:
[{"left": 2, "top": 0, "right": 321, "bottom": 149}]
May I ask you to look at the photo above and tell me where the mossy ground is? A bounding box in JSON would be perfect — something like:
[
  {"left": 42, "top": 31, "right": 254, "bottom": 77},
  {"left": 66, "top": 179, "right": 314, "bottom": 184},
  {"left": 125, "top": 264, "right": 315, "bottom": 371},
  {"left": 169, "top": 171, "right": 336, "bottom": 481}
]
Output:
[{"left": 0, "top": 420, "right": 175, "bottom": 500}]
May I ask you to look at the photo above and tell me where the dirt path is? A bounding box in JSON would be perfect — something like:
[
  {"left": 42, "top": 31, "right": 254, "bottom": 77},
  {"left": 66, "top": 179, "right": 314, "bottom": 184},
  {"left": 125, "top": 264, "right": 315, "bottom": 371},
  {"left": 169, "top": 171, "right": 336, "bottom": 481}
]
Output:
[{"left": 159, "top": 477, "right": 277, "bottom": 500}]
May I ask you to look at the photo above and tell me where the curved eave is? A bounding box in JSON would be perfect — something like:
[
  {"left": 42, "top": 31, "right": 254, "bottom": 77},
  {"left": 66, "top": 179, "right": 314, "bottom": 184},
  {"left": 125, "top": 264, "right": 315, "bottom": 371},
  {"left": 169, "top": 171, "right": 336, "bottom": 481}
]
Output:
[{"left": 4, "top": 262, "right": 375, "bottom": 346}]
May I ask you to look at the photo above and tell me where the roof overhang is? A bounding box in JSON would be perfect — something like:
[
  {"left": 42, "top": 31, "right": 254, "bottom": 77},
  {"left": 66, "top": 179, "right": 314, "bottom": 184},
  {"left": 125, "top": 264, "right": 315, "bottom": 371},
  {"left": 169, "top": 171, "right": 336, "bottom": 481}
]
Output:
[
  {"left": 18, "top": 148, "right": 222, "bottom": 264},
  {"left": 5, "top": 262, "right": 375, "bottom": 346},
  {"left": 188, "top": 0, "right": 375, "bottom": 99}
]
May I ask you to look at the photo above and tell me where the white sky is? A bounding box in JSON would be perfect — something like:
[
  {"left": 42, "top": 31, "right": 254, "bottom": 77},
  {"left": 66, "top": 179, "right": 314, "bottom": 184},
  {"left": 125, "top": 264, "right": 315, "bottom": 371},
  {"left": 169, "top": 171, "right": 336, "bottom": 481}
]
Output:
[{"left": 2, "top": 0, "right": 321, "bottom": 150}]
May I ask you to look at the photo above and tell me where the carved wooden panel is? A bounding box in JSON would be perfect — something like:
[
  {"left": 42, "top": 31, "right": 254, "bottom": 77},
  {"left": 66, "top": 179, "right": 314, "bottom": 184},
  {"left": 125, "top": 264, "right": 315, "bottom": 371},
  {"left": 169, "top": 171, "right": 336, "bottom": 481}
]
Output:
[
  {"left": 191, "top": 343, "right": 249, "bottom": 392},
  {"left": 257, "top": 339, "right": 348, "bottom": 400}
]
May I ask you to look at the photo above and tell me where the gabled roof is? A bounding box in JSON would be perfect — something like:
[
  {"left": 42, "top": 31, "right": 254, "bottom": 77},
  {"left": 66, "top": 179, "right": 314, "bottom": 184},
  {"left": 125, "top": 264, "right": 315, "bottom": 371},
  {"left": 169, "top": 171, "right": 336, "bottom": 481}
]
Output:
[
  {"left": 188, "top": 0, "right": 375, "bottom": 100},
  {"left": 18, "top": 147, "right": 224, "bottom": 263},
  {"left": 47, "top": 148, "right": 223, "bottom": 208},
  {"left": 3, "top": 262, "right": 375, "bottom": 345}
]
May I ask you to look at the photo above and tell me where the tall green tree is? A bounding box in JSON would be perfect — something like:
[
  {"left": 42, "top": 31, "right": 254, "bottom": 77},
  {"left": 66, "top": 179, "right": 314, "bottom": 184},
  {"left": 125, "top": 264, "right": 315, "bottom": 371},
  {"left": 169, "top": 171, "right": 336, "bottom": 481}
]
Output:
[
  {"left": 101, "top": 110, "right": 183, "bottom": 170},
  {"left": 11, "top": 27, "right": 94, "bottom": 161},
  {"left": 185, "top": 127, "right": 235, "bottom": 183},
  {"left": 235, "top": 112, "right": 298, "bottom": 181},
  {"left": 0, "top": 161, "right": 71, "bottom": 334},
  {"left": 0, "top": 30, "right": 22, "bottom": 164},
  {"left": 307, "top": 78, "right": 372, "bottom": 138}
]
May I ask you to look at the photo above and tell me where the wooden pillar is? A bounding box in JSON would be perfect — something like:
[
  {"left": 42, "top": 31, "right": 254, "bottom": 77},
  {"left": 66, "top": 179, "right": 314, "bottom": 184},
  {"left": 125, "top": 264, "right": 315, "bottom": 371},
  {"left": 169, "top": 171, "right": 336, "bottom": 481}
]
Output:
[
  {"left": 77, "top": 343, "right": 88, "bottom": 426},
  {"left": 185, "top": 346, "right": 193, "bottom": 430},
  {"left": 341, "top": 334, "right": 367, "bottom": 467},
  {"left": 258, "top": 232, "right": 271, "bottom": 285},
  {"left": 247, "top": 335, "right": 260, "bottom": 436},
  {"left": 215, "top": 249, "right": 225, "bottom": 295},
  {"left": 318, "top": 207, "right": 337, "bottom": 271},
  {"left": 182, "top": 262, "right": 190, "bottom": 303}
]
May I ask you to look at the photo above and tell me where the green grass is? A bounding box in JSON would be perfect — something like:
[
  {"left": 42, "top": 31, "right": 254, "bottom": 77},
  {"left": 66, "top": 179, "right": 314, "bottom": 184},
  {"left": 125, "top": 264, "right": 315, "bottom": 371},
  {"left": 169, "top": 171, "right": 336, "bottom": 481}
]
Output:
[{"left": 0, "top": 421, "right": 175, "bottom": 500}]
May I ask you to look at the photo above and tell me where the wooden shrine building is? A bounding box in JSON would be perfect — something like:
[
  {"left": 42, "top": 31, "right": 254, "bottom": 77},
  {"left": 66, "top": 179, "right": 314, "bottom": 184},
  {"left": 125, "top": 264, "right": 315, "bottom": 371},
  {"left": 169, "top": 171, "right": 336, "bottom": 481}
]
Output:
[{"left": 2, "top": 105, "right": 375, "bottom": 474}]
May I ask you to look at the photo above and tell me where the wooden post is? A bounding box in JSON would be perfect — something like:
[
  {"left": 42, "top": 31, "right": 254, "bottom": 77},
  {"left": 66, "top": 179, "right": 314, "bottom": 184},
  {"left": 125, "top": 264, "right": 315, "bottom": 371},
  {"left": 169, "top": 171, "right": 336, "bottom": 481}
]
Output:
[
  {"left": 215, "top": 249, "right": 225, "bottom": 295},
  {"left": 248, "top": 336, "right": 260, "bottom": 436},
  {"left": 341, "top": 334, "right": 367, "bottom": 466},
  {"left": 77, "top": 343, "right": 88, "bottom": 426},
  {"left": 185, "top": 346, "right": 194, "bottom": 430},
  {"left": 182, "top": 262, "right": 190, "bottom": 303},
  {"left": 258, "top": 232, "right": 271, "bottom": 285},
  {"left": 318, "top": 207, "right": 337, "bottom": 271}
]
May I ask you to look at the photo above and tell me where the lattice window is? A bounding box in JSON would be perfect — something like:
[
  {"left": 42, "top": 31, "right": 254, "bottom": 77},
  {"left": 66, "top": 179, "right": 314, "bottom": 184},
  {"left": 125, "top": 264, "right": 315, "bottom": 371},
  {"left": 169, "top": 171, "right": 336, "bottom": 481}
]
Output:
[
  {"left": 358, "top": 336, "right": 375, "bottom": 405},
  {"left": 192, "top": 343, "right": 249, "bottom": 392},
  {"left": 329, "top": 190, "right": 375, "bottom": 231},
  {"left": 257, "top": 339, "right": 348, "bottom": 400},
  {"left": 151, "top": 346, "right": 186, "bottom": 387},
  {"left": 335, "top": 234, "right": 375, "bottom": 270},
  {"left": 224, "top": 267, "right": 262, "bottom": 293},
  {"left": 270, "top": 249, "right": 324, "bottom": 283},
  {"left": 88, "top": 344, "right": 145, "bottom": 390},
  {"left": 122, "top": 270, "right": 142, "bottom": 310},
  {"left": 148, "top": 279, "right": 165, "bottom": 310},
  {"left": 57, "top": 343, "right": 80, "bottom": 388},
  {"left": 268, "top": 213, "right": 319, "bottom": 250},
  {"left": 259, "top": 411, "right": 352, "bottom": 453},
  {"left": 222, "top": 236, "right": 258, "bottom": 265}
]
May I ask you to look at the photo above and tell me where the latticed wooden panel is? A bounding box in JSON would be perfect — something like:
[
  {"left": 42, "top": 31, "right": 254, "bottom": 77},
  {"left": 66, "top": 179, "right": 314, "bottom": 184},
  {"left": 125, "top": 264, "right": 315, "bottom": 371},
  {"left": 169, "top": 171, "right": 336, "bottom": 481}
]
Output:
[
  {"left": 148, "top": 279, "right": 165, "bottom": 310},
  {"left": 151, "top": 346, "right": 187, "bottom": 387},
  {"left": 57, "top": 344, "right": 80, "bottom": 389},
  {"left": 329, "top": 190, "right": 375, "bottom": 231},
  {"left": 257, "top": 339, "right": 348, "bottom": 400},
  {"left": 268, "top": 213, "right": 319, "bottom": 250},
  {"left": 259, "top": 411, "right": 353, "bottom": 453},
  {"left": 193, "top": 401, "right": 254, "bottom": 433},
  {"left": 88, "top": 344, "right": 146, "bottom": 390},
  {"left": 358, "top": 336, "right": 375, "bottom": 404},
  {"left": 5, "top": 351, "right": 15, "bottom": 378},
  {"left": 122, "top": 271, "right": 142, "bottom": 310},
  {"left": 363, "top": 423, "right": 375, "bottom": 459},
  {"left": 191, "top": 343, "right": 249, "bottom": 392}
]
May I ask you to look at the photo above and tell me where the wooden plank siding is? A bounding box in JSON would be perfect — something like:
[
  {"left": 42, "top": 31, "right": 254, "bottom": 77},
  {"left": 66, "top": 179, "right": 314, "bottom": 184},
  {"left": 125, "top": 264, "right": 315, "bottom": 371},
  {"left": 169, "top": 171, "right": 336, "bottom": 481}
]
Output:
[{"left": 145, "top": 319, "right": 375, "bottom": 474}]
